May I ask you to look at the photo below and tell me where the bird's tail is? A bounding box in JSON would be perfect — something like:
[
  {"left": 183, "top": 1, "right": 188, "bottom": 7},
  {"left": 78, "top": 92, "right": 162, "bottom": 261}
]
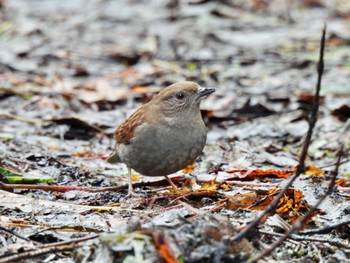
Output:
[{"left": 106, "top": 152, "right": 121, "bottom": 163}]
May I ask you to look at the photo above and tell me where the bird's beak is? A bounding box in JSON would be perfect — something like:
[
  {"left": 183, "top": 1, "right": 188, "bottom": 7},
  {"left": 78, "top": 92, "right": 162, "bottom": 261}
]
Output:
[{"left": 196, "top": 87, "right": 215, "bottom": 101}]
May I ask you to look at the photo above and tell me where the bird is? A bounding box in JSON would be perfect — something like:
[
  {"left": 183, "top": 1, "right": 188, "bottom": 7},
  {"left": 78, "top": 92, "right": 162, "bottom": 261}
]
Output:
[{"left": 107, "top": 81, "right": 215, "bottom": 197}]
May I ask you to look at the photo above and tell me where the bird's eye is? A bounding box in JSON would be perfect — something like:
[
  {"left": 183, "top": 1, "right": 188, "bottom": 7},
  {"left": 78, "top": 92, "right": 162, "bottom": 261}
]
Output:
[{"left": 175, "top": 92, "right": 185, "bottom": 100}]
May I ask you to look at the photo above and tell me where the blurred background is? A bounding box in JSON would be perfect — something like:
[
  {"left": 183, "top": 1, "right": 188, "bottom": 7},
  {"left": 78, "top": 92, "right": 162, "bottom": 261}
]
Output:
[
  {"left": 1, "top": 1, "right": 350, "bottom": 262},
  {"left": 1, "top": 0, "right": 350, "bottom": 180}
]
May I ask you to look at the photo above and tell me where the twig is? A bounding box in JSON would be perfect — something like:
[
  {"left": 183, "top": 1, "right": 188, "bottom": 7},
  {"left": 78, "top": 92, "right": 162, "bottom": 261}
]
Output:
[
  {"left": 0, "top": 244, "right": 82, "bottom": 263},
  {"left": 0, "top": 112, "right": 42, "bottom": 124},
  {"left": 259, "top": 230, "right": 350, "bottom": 249},
  {"left": 0, "top": 234, "right": 98, "bottom": 262},
  {"left": 0, "top": 226, "right": 31, "bottom": 242},
  {"left": 225, "top": 180, "right": 279, "bottom": 188},
  {"left": 299, "top": 218, "right": 350, "bottom": 235},
  {"left": 232, "top": 24, "right": 327, "bottom": 244},
  {"left": 0, "top": 181, "right": 126, "bottom": 192},
  {"left": 0, "top": 175, "right": 184, "bottom": 193},
  {"left": 318, "top": 158, "right": 349, "bottom": 169},
  {"left": 251, "top": 143, "right": 343, "bottom": 262},
  {"left": 140, "top": 204, "right": 184, "bottom": 217},
  {"left": 337, "top": 186, "right": 350, "bottom": 192},
  {"left": 34, "top": 234, "right": 98, "bottom": 249}
]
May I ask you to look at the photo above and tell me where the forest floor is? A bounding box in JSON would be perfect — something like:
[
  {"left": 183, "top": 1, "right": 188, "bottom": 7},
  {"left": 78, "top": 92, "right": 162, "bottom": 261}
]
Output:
[{"left": 1, "top": 1, "right": 350, "bottom": 262}]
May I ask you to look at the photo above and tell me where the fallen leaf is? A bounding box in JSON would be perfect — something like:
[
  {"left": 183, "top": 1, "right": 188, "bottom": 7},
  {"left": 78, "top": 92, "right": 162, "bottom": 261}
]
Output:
[
  {"left": 304, "top": 165, "right": 324, "bottom": 176},
  {"left": 153, "top": 232, "right": 179, "bottom": 263}
]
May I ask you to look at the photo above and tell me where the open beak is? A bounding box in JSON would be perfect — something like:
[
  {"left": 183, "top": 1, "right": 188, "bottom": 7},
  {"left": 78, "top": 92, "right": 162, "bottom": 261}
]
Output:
[{"left": 196, "top": 87, "right": 215, "bottom": 101}]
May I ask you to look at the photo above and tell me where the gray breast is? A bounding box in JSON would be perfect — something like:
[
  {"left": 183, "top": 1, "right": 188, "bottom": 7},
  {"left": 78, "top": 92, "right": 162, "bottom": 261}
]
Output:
[{"left": 118, "top": 122, "right": 206, "bottom": 177}]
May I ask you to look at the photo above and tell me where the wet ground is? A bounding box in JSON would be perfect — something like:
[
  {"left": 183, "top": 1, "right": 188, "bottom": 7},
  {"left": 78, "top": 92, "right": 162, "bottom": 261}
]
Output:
[{"left": 1, "top": 1, "right": 350, "bottom": 262}]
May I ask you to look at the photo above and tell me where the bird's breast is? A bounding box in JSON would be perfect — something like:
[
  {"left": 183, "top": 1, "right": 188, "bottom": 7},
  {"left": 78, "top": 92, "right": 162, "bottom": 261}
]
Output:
[{"left": 117, "top": 119, "right": 207, "bottom": 177}]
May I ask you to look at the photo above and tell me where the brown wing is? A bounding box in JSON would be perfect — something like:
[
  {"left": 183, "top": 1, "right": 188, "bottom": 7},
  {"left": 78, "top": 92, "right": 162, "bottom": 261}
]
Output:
[{"left": 114, "top": 106, "right": 146, "bottom": 144}]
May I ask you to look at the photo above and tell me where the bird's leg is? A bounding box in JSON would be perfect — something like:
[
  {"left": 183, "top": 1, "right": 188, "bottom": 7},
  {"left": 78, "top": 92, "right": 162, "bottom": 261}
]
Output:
[
  {"left": 164, "top": 175, "right": 178, "bottom": 190},
  {"left": 126, "top": 168, "right": 143, "bottom": 197}
]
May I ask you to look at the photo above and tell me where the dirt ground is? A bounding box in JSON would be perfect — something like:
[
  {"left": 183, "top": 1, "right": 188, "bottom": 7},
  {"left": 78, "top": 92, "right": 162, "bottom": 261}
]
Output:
[{"left": 1, "top": 0, "right": 350, "bottom": 262}]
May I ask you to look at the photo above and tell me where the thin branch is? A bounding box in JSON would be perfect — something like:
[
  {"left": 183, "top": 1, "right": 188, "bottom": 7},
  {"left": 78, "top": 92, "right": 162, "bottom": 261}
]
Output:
[
  {"left": 259, "top": 230, "right": 350, "bottom": 249},
  {"left": 0, "top": 234, "right": 98, "bottom": 262},
  {"left": 0, "top": 175, "right": 185, "bottom": 193},
  {"left": 232, "top": 24, "right": 327, "bottom": 243},
  {"left": 34, "top": 234, "right": 98, "bottom": 249},
  {"left": 0, "top": 226, "right": 31, "bottom": 242},
  {"left": 0, "top": 181, "right": 125, "bottom": 192},
  {"left": 0, "top": 244, "right": 82, "bottom": 263},
  {"left": 299, "top": 218, "right": 350, "bottom": 235},
  {"left": 251, "top": 143, "right": 343, "bottom": 262}
]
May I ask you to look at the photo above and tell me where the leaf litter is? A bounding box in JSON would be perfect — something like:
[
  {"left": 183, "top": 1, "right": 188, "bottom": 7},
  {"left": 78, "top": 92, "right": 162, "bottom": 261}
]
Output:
[{"left": 1, "top": 0, "right": 350, "bottom": 262}]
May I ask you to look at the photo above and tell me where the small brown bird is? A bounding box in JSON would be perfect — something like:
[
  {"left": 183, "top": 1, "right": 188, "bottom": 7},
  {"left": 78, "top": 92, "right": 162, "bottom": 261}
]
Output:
[{"left": 107, "top": 81, "right": 215, "bottom": 196}]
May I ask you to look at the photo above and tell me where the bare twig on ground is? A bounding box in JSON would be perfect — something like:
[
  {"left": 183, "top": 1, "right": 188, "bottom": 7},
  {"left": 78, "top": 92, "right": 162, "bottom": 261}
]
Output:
[
  {"left": 232, "top": 24, "right": 327, "bottom": 245},
  {"left": 0, "top": 234, "right": 98, "bottom": 263},
  {"left": 0, "top": 111, "right": 42, "bottom": 124},
  {"left": 252, "top": 143, "right": 343, "bottom": 262},
  {"left": 0, "top": 181, "right": 126, "bottom": 192},
  {"left": 250, "top": 25, "right": 344, "bottom": 262},
  {"left": 0, "top": 245, "right": 80, "bottom": 263},
  {"left": 299, "top": 218, "right": 350, "bottom": 235},
  {"left": 0, "top": 175, "right": 185, "bottom": 193},
  {"left": 337, "top": 186, "right": 350, "bottom": 192},
  {"left": 259, "top": 230, "right": 350, "bottom": 249},
  {"left": 0, "top": 226, "right": 31, "bottom": 242}
]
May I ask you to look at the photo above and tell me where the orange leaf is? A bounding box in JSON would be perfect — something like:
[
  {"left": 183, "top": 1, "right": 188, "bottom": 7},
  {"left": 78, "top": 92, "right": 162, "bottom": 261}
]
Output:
[
  {"left": 304, "top": 165, "right": 324, "bottom": 176},
  {"left": 153, "top": 232, "right": 178, "bottom": 263},
  {"left": 72, "top": 148, "right": 95, "bottom": 157},
  {"left": 198, "top": 181, "right": 218, "bottom": 192},
  {"left": 131, "top": 174, "right": 141, "bottom": 181},
  {"left": 226, "top": 168, "right": 295, "bottom": 179},
  {"left": 336, "top": 179, "right": 349, "bottom": 187},
  {"left": 182, "top": 163, "right": 195, "bottom": 173},
  {"left": 224, "top": 188, "right": 312, "bottom": 223}
]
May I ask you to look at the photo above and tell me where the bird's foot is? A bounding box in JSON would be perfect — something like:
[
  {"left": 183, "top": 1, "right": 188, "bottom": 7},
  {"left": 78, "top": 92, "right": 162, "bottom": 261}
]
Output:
[
  {"left": 125, "top": 189, "right": 145, "bottom": 199},
  {"left": 164, "top": 175, "right": 179, "bottom": 190}
]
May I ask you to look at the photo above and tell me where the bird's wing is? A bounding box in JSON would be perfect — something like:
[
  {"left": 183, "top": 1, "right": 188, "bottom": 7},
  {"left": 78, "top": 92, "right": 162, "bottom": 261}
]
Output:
[{"left": 114, "top": 106, "right": 146, "bottom": 145}]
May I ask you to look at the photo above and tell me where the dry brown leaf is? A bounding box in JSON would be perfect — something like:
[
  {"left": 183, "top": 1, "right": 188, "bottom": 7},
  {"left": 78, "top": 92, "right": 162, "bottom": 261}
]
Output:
[
  {"left": 153, "top": 232, "right": 179, "bottom": 263},
  {"left": 336, "top": 178, "right": 350, "bottom": 187},
  {"left": 225, "top": 188, "right": 311, "bottom": 223},
  {"left": 226, "top": 169, "right": 295, "bottom": 179},
  {"left": 182, "top": 163, "right": 195, "bottom": 173},
  {"left": 304, "top": 165, "right": 324, "bottom": 176}
]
